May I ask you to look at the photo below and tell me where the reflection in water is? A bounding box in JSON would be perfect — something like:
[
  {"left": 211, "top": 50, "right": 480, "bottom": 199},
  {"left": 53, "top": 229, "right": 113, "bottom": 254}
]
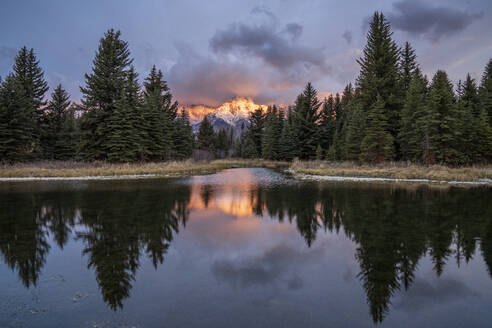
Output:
[{"left": 1, "top": 169, "right": 492, "bottom": 324}]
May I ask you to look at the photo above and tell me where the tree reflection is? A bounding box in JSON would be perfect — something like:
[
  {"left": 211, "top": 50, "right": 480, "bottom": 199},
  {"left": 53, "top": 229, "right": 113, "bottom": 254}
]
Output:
[
  {"left": 1, "top": 177, "right": 492, "bottom": 323},
  {"left": 253, "top": 183, "right": 492, "bottom": 323}
]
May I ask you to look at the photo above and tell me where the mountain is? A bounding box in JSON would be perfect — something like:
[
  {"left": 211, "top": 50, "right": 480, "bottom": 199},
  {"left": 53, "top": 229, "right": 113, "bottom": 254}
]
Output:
[{"left": 183, "top": 98, "right": 268, "bottom": 136}]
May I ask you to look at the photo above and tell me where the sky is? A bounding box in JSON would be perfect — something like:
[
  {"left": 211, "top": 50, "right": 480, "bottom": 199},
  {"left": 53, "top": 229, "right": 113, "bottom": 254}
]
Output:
[{"left": 1, "top": 0, "right": 491, "bottom": 107}]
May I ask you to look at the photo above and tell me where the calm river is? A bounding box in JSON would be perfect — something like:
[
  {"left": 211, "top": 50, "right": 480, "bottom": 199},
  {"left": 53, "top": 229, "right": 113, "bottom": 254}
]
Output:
[{"left": 1, "top": 168, "right": 492, "bottom": 327}]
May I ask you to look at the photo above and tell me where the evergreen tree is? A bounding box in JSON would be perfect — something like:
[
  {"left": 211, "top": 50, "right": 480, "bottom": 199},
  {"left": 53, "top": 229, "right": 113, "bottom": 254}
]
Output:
[
  {"left": 361, "top": 95, "right": 394, "bottom": 162},
  {"left": 41, "top": 84, "right": 75, "bottom": 160},
  {"left": 475, "top": 109, "right": 492, "bottom": 162},
  {"left": 0, "top": 74, "right": 31, "bottom": 162},
  {"left": 319, "top": 96, "right": 336, "bottom": 151},
  {"left": 141, "top": 66, "right": 177, "bottom": 160},
  {"left": 457, "top": 75, "right": 481, "bottom": 163},
  {"left": 12, "top": 47, "right": 49, "bottom": 158},
  {"left": 279, "top": 113, "right": 297, "bottom": 161},
  {"left": 173, "top": 109, "right": 193, "bottom": 160},
  {"left": 262, "top": 105, "right": 283, "bottom": 160},
  {"left": 291, "top": 83, "right": 321, "bottom": 159},
  {"left": 196, "top": 116, "right": 215, "bottom": 153},
  {"left": 356, "top": 12, "right": 401, "bottom": 154},
  {"left": 399, "top": 69, "right": 428, "bottom": 162},
  {"left": 106, "top": 68, "right": 141, "bottom": 162},
  {"left": 343, "top": 103, "right": 366, "bottom": 161},
  {"left": 78, "top": 29, "right": 132, "bottom": 160},
  {"left": 248, "top": 108, "right": 265, "bottom": 157},
  {"left": 400, "top": 42, "right": 418, "bottom": 93},
  {"left": 479, "top": 58, "right": 492, "bottom": 125},
  {"left": 215, "top": 128, "right": 229, "bottom": 158},
  {"left": 425, "top": 70, "right": 463, "bottom": 165}
]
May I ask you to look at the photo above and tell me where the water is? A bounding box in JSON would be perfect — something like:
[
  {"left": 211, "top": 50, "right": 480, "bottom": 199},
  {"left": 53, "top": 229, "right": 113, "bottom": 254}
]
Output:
[{"left": 1, "top": 168, "right": 492, "bottom": 327}]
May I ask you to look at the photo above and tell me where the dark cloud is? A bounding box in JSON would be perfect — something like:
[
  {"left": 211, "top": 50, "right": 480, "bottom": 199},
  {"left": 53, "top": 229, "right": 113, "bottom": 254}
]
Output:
[
  {"left": 283, "top": 23, "right": 303, "bottom": 40},
  {"left": 388, "top": 0, "right": 483, "bottom": 42},
  {"left": 209, "top": 21, "right": 327, "bottom": 71},
  {"left": 168, "top": 43, "right": 261, "bottom": 106},
  {"left": 342, "top": 30, "right": 352, "bottom": 44}
]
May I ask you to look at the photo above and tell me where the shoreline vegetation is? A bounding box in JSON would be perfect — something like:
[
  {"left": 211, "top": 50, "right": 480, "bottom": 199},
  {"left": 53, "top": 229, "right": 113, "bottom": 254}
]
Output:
[{"left": 1, "top": 160, "right": 491, "bottom": 185}]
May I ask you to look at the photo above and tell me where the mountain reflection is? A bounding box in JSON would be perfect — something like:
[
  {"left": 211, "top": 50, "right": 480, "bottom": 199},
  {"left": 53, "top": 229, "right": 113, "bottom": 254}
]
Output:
[{"left": 1, "top": 172, "right": 492, "bottom": 323}]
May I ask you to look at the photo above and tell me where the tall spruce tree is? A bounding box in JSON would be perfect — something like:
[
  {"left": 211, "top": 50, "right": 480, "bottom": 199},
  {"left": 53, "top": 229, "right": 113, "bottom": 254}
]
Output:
[
  {"left": 400, "top": 42, "right": 418, "bottom": 94},
  {"left": 291, "top": 83, "right": 321, "bottom": 159},
  {"left": 458, "top": 75, "right": 481, "bottom": 163},
  {"left": 425, "top": 70, "right": 463, "bottom": 165},
  {"left": 262, "top": 105, "right": 283, "bottom": 160},
  {"left": 12, "top": 47, "right": 49, "bottom": 158},
  {"left": 41, "top": 84, "right": 75, "bottom": 160},
  {"left": 343, "top": 103, "right": 366, "bottom": 161},
  {"left": 399, "top": 69, "right": 428, "bottom": 162},
  {"left": 141, "top": 66, "right": 177, "bottom": 160},
  {"left": 106, "top": 67, "right": 141, "bottom": 162},
  {"left": 196, "top": 116, "right": 215, "bottom": 153},
  {"left": 78, "top": 29, "right": 132, "bottom": 160},
  {"left": 279, "top": 111, "right": 297, "bottom": 161},
  {"left": 361, "top": 95, "right": 394, "bottom": 162},
  {"left": 0, "top": 74, "right": 31, "bottom": 162},
  {"left": 173, "top": 109, "right": 194, "bottom": 159},
  {"left": 356, "top": 12, "right": 401, "bottom": 156},
  {"left": 248, "top": 108, "right": 265, "bottom": 157},
  {"left": 318, "top": 96, "right": 336, "bottom": 152},
  {"left": 479, "top": 58, "right": 492, "bottom": 125}
]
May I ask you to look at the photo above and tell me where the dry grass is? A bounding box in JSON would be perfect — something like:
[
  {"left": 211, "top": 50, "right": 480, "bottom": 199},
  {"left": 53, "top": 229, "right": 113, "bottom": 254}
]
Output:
[
  {"left": 290, "top": 160, "right": 492, "bottom": 182},
  {"left": 0, "top": 159, "right": 289, "bottom": 178},
  {"left": 1, "top": 159, "right": 491, "bottom": 182}
]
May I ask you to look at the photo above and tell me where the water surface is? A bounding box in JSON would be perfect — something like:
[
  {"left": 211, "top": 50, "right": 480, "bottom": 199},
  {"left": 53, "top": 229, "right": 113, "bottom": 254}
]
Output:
[{"left": 1, "top": 168, "right": 492, "bottom": 327}]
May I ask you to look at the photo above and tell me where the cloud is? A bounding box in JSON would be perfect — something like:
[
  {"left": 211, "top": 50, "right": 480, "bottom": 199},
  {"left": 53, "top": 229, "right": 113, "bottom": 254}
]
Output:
[
  {"left": 168, "top": 8, "right": 331, "bottom": 106},
  {"left": 388, "top": 0, "right": 483, "bottom": 42},
  {"left": 393, "top": 276, "right": 480, "bottom": 312},
  {"left": 168, "top": 43, "right": 262, "bottom": 106},
  {"left": 211, "top": 242, "right": 325, "bottom": 289},
  {"left": 210, "top": 21, "right": 327, "bottom": 71},
  {"left": 342, "top": 30, "right": 352, "bottom": 44}
]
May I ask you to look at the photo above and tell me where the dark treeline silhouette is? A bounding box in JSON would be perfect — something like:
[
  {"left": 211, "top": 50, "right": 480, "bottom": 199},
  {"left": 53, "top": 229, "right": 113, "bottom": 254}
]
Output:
[
  {"left": 236, "top": 12, "right": 492, "bottom": 165},
  {"left": 2, "top": 13, "right": 491, "bottom": 164},
  {"left": 1, "top": 178, "right": 492, "bottom": 321},
  {"left": 0, "top": 181, "right": 191, "bottom": 310}
]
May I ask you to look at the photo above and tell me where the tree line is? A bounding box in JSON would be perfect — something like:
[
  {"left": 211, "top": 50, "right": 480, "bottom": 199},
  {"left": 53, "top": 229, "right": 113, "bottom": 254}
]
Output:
[
  {"left": 236, "top": 12, "right": 492, "bottom": 165},
  {"left": 0, "top": 29, "right": 193, "bottom": 162},
  {"left": 1, "top": 12, "right": 492, "bottom": 165}
]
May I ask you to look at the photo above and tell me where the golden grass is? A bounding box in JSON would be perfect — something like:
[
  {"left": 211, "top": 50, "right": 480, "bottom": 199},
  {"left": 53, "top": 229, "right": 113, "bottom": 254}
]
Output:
[
  {"left": 1, "top": 159, "right": 491, "bottom": 182},
  {"left": 290, "top": 160, "right": 492, "bottom": 182},
  {"left": 0, "top": 159, "right": 289, "bottom": 178}
]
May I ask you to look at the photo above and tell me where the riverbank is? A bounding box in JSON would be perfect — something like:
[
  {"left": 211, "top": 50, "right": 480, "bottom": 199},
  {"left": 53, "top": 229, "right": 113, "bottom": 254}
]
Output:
[
  {"left": 1, "top": 160, "right": 491, "bottom": 184},
  {"left": 290, "top": 161, "right": 492, "bottom": 184},
  {"left": 0, "top": 160, "right": 289, "bottom": 179}
]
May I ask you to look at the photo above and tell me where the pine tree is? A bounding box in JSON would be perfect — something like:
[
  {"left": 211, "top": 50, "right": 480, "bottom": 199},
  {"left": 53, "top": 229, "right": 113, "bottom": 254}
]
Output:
[
  {"left": 248, "top": 108, "right": 265, "bottom": 157},
  {"left": 106, "top": 68, "right": 141, "bottom": 162},
  {"left": 319, "top": 96, "right": 335, "bottom": 151},
  {"left": 196, "top": 116, "right": 215, "bottom": 153},
  {"left": 425, "top": 70, "right": 463, "bottom": 165},
  {"left": 479, "top": 58, "right": 492, "bottom": 125},
  {"left": 291, "top": 83, "right": 321, "bottom": 159},
  {"left": 399, "top": 69, "right": 428, "bottom": 162},
  {"left": 475, "top": 109, "right": 492, "bottom": 162},
  {"left": 343, "top": 104, "right": 366, "bottom": 161},
  {"left": 141, "top": 66, "right": 177, "bottom": 160},
  {"left": 361, "top": 95, "right": 394, "bottom": 162},
  {"left": 457, "top": 75, "right": 481, "bottom": 163},
  {"left": 279, "top": 114, "right": 297, "bottom": 161},
  {"left": 173, "top": 109, "right": 193, "bottom": 160},
  {"left": 41, "top": 84, "right": 75, "bottom": 160},
  {"left": 78, "top": 29, "right": 132, "bottom": 160},
  {"left": 12, "top": 47, "right": 49, "bottom": 158},
  {"left": 400, "top": 42, "right": 418, "bottom": 94},
  {"left": 0, "top": 74, "right": 32, "bottom": 162},
  {"left": 356, "top": 12, "right": 401, "bottom": 154},
  {"left": 262, "top": 105, "right": 283, "bottom": 160}
]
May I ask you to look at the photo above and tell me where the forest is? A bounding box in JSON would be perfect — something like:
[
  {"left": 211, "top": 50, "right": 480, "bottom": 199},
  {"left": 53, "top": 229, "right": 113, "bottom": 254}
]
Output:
[{"left": 1, "top": 12, "right": 491, "bottom": 165}]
